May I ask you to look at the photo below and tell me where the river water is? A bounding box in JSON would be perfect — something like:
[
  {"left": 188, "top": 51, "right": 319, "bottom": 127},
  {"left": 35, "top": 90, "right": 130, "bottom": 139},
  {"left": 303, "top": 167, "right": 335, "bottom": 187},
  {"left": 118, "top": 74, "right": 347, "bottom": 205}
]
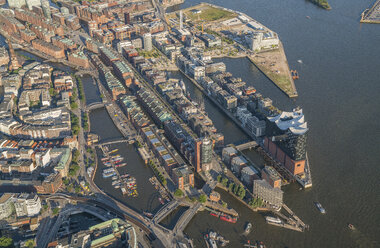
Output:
[{"left": 167, "top": 0, "right": 380, "bottom": 247}]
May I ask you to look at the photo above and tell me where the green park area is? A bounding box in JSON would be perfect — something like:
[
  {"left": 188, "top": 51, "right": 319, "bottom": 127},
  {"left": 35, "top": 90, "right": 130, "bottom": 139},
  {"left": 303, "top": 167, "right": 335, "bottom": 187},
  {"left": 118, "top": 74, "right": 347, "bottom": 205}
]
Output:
[{"left": 169, "top": 4, "right": 237, "bottom": 23}]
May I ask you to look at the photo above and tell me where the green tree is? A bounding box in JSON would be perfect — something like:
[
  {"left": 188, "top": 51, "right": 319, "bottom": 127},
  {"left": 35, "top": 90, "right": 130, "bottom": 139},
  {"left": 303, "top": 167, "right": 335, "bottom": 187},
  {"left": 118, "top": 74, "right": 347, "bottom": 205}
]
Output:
[
  {"left": 228, "top": 182, "right": 234, "bottom": 192},
  {"left": 24, "top": 239, "right": 35, "bottom": 248},
  {"left": 52, "top": 207, "right": 60, "bottom": 215},
  {"left": 216, "top": 175, "right": 222, "bottom": 183},
  {"left": 233, "top": 184, "right": 239, "bottom": 195},
  {"left": 70, "top": 101, "right": 78, "bottom": 110},
  {"left": 63, "top": 178, "right": 69, "bottom": 185},
  {"left": 0, "top": 236, "right": 14, "bottom": 248},
  {"left": 237, "top": 185, "right": 246, "bottom": 199},
  {"left": 75, "top": 186, "right": 81, "bottom": 194},
  {"left": 221, "top": 177, "right": 228, "bottom": 187},
  {"left": 162, "top": 178, "right": 167, "bottom": 186},
  {"left": 174, "top": 189, "right": 184, "bottom": 197},
  {"left": 198, "top": 194, "right": 207, "bottom": 203}
]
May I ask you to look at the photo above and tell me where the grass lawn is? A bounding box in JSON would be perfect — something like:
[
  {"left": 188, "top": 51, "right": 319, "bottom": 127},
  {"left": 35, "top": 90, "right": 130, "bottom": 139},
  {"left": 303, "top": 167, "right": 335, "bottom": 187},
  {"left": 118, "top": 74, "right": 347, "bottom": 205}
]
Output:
[{"left": 183, "top": 4, "right": 237, "bottom": 22}]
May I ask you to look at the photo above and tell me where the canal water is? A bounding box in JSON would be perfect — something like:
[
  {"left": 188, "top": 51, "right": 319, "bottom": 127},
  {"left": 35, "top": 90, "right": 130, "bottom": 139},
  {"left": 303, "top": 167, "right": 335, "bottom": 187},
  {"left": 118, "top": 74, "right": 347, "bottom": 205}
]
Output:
[
  {"left": 81, "top": 75, "right": 102, "bottom": 105},
  {"left": 89, "top": 107, "right": 162, "bottom": 214},
  {"left": 168, "top": 0, "right": 380, "bottom": 247}
]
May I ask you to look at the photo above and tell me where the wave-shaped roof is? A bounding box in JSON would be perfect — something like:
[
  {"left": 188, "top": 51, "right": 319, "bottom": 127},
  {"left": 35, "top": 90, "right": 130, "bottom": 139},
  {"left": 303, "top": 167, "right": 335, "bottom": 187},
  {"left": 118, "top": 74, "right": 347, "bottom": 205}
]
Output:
[{"left": 267, "top": 108, "right": 308, "bottom": 135}]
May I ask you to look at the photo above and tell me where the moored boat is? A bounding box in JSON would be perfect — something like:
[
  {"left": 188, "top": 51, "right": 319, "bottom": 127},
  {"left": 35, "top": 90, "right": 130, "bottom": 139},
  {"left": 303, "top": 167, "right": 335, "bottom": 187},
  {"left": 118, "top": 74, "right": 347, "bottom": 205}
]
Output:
[
  {"left": 102, "top": 172, "right": 116, "bottom": 178},
  {"left": 210, "top": 211, "right": 220, "bottom": 218},
  {"left": 265, "top": 216, "right": 282, "bottom": 225},
  {"left": 219, "top": 214, "right": 237, "bottom": 223},
  {"left": 115, "top": 162, "right": 127, "bottom": 167}
]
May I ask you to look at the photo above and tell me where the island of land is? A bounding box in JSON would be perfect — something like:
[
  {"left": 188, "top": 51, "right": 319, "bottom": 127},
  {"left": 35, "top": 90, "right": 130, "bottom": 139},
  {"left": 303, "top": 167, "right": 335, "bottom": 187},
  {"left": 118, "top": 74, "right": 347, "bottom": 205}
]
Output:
[
  {"left": 360, "top": 0, "right": 380, "bottom": 23},
  {"left": 308, "top": 0, "right": 331, "bottom": 10}
]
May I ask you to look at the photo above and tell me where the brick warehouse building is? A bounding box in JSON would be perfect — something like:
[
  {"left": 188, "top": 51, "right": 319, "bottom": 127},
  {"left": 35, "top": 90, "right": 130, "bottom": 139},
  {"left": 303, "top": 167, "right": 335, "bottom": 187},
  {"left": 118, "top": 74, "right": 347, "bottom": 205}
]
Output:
[{"left": 264, "top": 108, "right": 308, "bottom": 176}]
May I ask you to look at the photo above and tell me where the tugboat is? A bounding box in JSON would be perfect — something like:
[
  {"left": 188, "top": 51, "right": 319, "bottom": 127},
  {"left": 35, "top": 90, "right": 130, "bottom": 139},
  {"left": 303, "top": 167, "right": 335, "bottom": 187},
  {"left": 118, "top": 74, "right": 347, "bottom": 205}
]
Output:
[
  {"left": 291, "top": 70, "right": 299, "bottom": 80},
  {"left": 314, "top": 202, "right": 326, "bottom": 214},
  {"left": 244, "top": 222, "right": 252, "bottom": 234}
]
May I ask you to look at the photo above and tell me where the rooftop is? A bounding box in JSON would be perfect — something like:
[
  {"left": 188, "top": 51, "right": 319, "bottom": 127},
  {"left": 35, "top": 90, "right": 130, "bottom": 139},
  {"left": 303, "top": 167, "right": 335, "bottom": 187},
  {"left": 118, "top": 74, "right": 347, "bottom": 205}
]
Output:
[{"left": 267, "top": 108, "right": 308, "bottom": 135}]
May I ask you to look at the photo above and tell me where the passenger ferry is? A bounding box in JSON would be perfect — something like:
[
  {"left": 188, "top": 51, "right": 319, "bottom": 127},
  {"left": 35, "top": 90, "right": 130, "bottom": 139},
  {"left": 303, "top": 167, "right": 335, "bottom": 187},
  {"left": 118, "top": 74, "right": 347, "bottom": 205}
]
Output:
[{"left": 265, "top": 216, "right": 282, "bottom": 225}]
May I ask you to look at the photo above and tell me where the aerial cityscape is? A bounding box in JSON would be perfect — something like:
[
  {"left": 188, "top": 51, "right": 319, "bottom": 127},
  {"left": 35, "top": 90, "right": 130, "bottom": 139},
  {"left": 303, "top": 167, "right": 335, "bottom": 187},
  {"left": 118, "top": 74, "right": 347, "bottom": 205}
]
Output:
[{"left": 0, "top": 0, "right": 378, "bottom": 247}]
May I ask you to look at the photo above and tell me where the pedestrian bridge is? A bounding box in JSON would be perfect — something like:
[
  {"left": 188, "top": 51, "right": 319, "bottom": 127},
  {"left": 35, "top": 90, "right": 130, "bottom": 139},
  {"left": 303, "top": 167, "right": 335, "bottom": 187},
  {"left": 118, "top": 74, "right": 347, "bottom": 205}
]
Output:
[
  {"left": 234, "top": 140, "right": 258, "bottom": 151},
  {"left": 86, "top": 102, "right": 105, "bottom": 111},
  {"left": 95, "top": 137, "right": 136, "bottom": 147}
]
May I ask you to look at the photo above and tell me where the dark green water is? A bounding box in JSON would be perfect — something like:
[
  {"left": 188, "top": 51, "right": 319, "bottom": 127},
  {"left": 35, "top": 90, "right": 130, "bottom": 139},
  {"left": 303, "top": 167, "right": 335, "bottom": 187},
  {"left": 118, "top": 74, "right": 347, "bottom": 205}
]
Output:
[{"left": 167, "top": 0, "right": 380, "bottom": 247}]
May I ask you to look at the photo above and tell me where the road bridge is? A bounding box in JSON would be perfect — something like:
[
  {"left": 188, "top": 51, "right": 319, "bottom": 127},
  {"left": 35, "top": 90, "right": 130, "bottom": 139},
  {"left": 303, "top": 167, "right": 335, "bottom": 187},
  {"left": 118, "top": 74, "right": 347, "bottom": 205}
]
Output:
[
  {"left": 173, "top": 202, "right": 201, "bottom": 233},
  {"left": 75, "top": 69, "right": 98, "bottom": 77},
  {"left": 153, "top": 200, "right": 179, "bottom": 224}
]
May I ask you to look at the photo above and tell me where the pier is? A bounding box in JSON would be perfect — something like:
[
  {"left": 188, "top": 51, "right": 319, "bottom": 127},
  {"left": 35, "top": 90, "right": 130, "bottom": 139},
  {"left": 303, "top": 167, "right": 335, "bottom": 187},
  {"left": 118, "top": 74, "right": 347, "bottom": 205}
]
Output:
[
  {"left": 360, "top": 0, "right": 380, "bottom": 24},
  {"left": 266, "top": 203, "right": 309, "bottom": 232},
  {"left": 204, "top": 203, "right": 238, "bottom": 217}
]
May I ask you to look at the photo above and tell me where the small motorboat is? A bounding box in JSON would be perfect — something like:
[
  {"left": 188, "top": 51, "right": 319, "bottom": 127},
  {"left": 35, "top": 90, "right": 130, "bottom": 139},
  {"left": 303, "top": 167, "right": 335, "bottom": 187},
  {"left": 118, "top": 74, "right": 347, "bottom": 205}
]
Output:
[
  {"left": 244, "top": 222, "right": 252, "bottom": 234},
  {"left": 348, "top": 223, "right": 355, "bottom": 230},
  {"left": 315, "top": 202, "right": 326, "bottom": 214}
]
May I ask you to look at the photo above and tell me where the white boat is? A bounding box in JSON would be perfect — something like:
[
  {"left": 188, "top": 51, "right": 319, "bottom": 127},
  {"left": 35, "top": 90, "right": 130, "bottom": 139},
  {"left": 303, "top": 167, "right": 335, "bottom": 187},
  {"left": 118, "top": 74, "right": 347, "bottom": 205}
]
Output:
[
  {"left": 244, "top": 222, "right": 252, "bottom": 234},
  {"left": 297, "top": 59, "right": 303, "bottom": 64},
  {"left": 265, "top": 216, "right": 282, "bottom": 225},
  {"left": 208, "top": 239, "right": 218, "bottom": 248},
  {"left": 315, "top": 202, "right": 326, "bottom": 214}
]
